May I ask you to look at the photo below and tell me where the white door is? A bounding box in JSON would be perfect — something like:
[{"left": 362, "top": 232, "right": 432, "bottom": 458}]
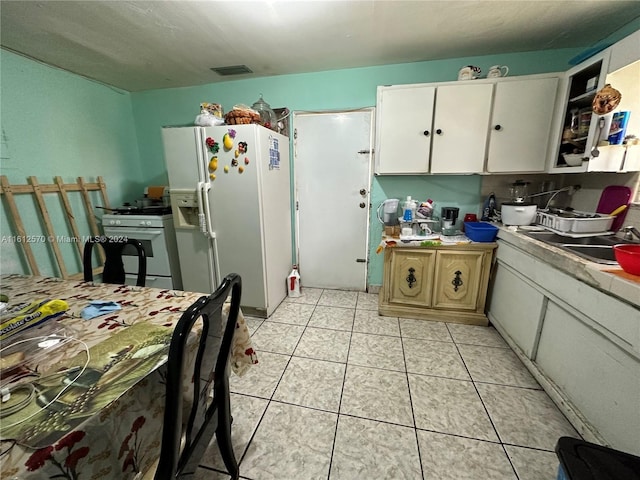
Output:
[{"left": 294, "top": 110, "right": 373, "bottom": 290}]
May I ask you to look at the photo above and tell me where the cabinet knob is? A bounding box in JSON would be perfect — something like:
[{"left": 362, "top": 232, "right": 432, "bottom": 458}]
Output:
[
  {"left": 406, "top": 267, "right": 417, "bottom": 288},
  {"left": 423, "top": 130, "right": 430, "bottom": 136},
  {"left": 359, "top": 188, "right": 367, "bottom": 196},
  {"left": 452, "top": 270, "right": 463, "bottom": 292},
  {"left": 494, "top": 125, "right": 502, "bottom": 131},
  {"left": 436, "top": 129, "right": 443, "bottom": 135},
  {"left": 359, "top": 202, "right": 366, "bottom": 208}
]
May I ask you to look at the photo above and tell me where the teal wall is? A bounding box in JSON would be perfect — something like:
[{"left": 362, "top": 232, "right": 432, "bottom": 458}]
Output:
[
  {"left": 131, "top": 48, "right": 583, "bottom": 286},
  {"left": 4, "top": 16, "right": 638, "bottom": 283},
  {"left": 0, "top": 50, "right": 143, "bottom": 276}
]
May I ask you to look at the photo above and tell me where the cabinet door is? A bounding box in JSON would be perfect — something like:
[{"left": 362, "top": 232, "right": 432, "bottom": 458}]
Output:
[
  {"left": 375, "top": 85, "right": 435, "bottom": 174},
  {"left": 587, "top": 145, "right": 627, "bottom": 171},
  {"left": 608, "top": 29, "right": 640, "bottom": 73},
  {"left": 536, "top": 301, "right": 640, "bottom": 454},
  {"left": 388, "top": 249, "right": 436, "bottom": 307},
  {"left": 487, "top": 261, "right": 545, "bottom": 358},
  {"left": 432, "top": 250, "right": 483, "bottom": 310},
  {"left": 486, "top": 77, "right": 559, "bottom": 173},
  {"left": 430, "top": 83, "right": 493, "bottom": 173},
  {"left": 622, "top": 144, "right": 640, "bottom": 171}
]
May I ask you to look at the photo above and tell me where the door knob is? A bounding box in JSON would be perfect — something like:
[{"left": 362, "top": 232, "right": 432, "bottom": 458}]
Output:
[
  {"left": 423, "top": 130, "right": 430, "bottom": 136},
  {"left": 494, "top": 125, "right": 502, "bottom": 131},
  {"left": 359, "top": 202, "right": 366, "bottom": 208},
  {"left": 359, "top": 188, "right": 367, "bottom": 196},
  {"left": 436, "top": 129, "right": 443, "bottom": 135}
]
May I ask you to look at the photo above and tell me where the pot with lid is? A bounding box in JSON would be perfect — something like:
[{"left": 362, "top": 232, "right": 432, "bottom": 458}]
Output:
[{"left": 501, "top": 202, "right": 537, "bottom": 226}]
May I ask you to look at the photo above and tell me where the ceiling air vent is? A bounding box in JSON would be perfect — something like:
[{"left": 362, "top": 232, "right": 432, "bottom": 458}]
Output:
[{"left": 210, "top": 65, "right": 253, "bottom": 76}]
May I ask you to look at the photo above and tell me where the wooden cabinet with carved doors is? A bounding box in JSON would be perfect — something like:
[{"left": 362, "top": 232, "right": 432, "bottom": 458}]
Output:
[{"left": 379, "top": 243, "right": 496, "bottom": 326}]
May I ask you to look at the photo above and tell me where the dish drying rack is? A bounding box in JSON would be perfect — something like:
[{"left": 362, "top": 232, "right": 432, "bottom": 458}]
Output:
[{"left": 535, "top": 210, "right": 614, "bottom": 235}]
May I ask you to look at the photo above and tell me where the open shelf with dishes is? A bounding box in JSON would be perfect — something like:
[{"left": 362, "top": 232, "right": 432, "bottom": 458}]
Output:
[{"left": 552, "top": 52, "right": 609, "bottom": 170}]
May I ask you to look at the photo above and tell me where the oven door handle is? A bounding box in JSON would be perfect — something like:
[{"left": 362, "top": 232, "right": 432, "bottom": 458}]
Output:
[{"left": 102, "top": 227, "right": 163, "bottom": 238}]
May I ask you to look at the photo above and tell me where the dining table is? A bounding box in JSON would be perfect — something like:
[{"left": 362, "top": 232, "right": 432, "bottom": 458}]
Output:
[{"left": 0, "top": 274, "right": 257, "bottom": 480}]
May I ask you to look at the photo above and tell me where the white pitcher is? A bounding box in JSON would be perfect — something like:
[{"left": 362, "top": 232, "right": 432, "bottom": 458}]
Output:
[{"left": 487, "top": 65, "right": 509, "bottom": 78}]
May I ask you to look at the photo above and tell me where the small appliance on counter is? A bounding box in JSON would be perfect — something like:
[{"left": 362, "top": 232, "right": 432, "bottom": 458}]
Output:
[
  {"left": 500, "top": 180, "right": 537, "bottom": 226},
  {"left": 377, "top": 199, "right": 401, "bottom": 236},
  {"left": 441, "top": 207, "right": 460, "bottom": 235}
]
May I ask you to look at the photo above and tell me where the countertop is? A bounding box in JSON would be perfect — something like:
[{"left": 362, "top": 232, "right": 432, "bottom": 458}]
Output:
[{"left": 496, "top": 226, "right": 640, "bottom": 310}]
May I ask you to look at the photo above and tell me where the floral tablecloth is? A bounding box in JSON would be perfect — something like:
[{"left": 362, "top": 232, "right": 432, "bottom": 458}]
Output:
[{"left": 0, "top": 274, "right": 257, "bottom": 479}]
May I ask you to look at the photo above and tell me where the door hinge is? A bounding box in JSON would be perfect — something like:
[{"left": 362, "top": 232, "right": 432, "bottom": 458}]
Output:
[
  {"left": 356, "top": 258, "right": 367, "bottom": 263},
  {"left": 358, "top": 149, "right": 374, "bottom": 154},
  {"left": 296, "top": 201, "right": 299, "bottom": 210}
]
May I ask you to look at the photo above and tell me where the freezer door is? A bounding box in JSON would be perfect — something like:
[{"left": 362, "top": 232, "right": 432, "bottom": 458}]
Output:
[
  {"left": 162, "top": 127, "right": 206, "bottom": 188},
  {"left": 174, "top": 229, "right": 217, "bottom": 294}
]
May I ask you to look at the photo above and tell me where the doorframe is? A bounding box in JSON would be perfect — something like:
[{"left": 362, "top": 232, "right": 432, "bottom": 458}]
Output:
[{"left": 291, "top": 108, "right": 375, "bottom": 290}]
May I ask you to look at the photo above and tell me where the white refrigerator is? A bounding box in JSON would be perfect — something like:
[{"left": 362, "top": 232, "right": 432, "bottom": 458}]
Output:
[{"left": 162, "top": 124, "right": 292, "bottom": 317}]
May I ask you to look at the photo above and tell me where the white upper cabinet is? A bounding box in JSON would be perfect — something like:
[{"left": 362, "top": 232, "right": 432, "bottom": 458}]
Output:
[
  {"left": 375, "top": 75, "right": 560, "bottom": 175},
  {"left": 608, "top": 28, "right": 640, "bottom": 73},
  {"left": 430, "top": 83, "right": 493, "bottom": 173},
  {"left": 486, "top": 77, "right": 559, "bottom": 173},
  {"left": 375, "top": 85, "right": 435, "bottom": 174},
  {"left": 375, "top": 82, "right": 492, "bottom": 174}
]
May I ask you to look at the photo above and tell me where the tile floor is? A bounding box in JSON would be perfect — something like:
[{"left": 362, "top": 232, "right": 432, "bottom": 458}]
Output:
[{"left": 195, "top": 288, "right": 580, "bottom": 480}]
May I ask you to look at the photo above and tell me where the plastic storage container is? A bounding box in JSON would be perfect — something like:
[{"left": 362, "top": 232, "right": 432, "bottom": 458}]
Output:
[
  {"left": 555, "top": 436, "right": 640, "bottom": 480},
  {"left": 402, "top": 196, "right": 416, "bottom": 222},
  {"left": 464, "top": 222, "right": 499, "bottom": 242}
]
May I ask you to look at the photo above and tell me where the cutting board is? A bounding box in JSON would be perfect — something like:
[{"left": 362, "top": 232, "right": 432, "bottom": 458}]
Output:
[{"left": 596, "top": 185, "right": 632, "bottom": 232}]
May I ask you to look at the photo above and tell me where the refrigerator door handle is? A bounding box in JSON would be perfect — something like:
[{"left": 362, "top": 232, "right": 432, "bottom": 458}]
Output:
[
  {"left": 196, "top": 181, "right": 207, "bottom": 234},
  {"left": 201, "top": 182, "right": 217, "bottom": 239},
  {"left": 211, "top": 236, "right": 222, "bottom": 289}
]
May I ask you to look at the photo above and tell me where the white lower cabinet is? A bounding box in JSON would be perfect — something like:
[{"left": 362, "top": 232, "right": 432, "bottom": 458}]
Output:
[
  {"left": 535, "top": 301, "right": 640, "bottom": 456},
  {"left": 488, "top": 239, "right": 640, "bottom": 455},
  {"left": 487, "top": 262, "right": 544, "bottom": 357}
]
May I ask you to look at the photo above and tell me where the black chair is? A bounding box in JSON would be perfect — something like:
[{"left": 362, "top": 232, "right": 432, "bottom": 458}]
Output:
[
  {"left": 83, "top": 237, "right": 147, "bottom": 286},
  {"left": 154, "top": 273, "right": 242, "bottom": 480}
]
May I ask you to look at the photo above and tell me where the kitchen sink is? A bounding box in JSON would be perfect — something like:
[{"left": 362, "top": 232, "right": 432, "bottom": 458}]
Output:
[
  {"left": 522, "top": 231, "right": 627, "bottom": 246},
  {"left": 562, "top": 245, "right": 617, "bottom": 263},
  {"left": 522, "top": 231, "right": 640, "bottom": 264}
]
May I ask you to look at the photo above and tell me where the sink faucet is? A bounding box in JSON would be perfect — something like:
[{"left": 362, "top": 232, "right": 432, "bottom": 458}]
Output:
[
  {"left": 622, "top": 226, "right": 640, "bottom": 241},
  {"left": 527, "top": 185, "right": 581, "bottom": 210}
]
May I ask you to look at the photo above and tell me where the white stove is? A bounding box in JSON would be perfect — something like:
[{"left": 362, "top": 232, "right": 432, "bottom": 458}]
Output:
[{"left": 101, "top": 213, "right": 182, "bottom": 290}]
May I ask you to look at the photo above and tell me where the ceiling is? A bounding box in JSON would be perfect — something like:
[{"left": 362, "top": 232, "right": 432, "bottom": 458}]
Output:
[{"left": 2, "top": 1, "right": 640, "bottom": 92}]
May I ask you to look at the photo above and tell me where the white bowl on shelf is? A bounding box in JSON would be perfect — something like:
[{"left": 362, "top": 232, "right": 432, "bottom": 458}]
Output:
[{"left": 562, "top": 153, "right": 584, "bottom": 166}]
